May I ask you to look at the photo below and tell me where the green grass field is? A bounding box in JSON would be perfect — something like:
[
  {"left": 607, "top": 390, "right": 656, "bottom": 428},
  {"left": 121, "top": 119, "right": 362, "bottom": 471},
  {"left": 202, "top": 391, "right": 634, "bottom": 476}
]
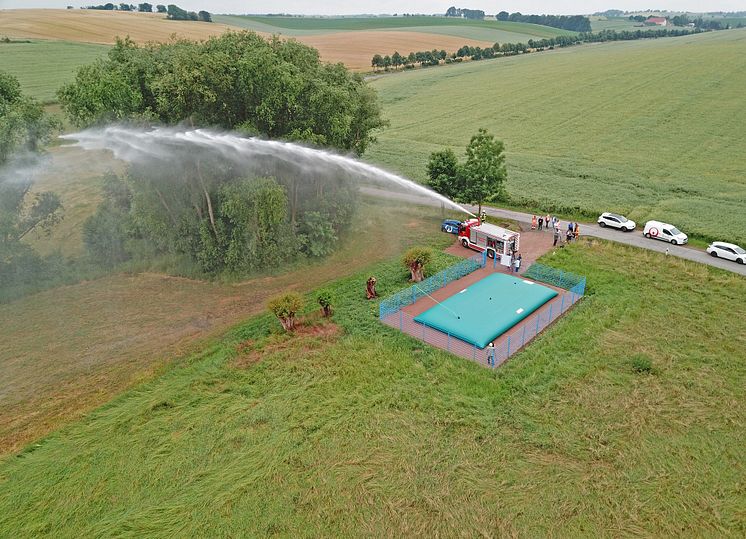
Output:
[
  {"left": 215, "top": 14, "right": 571, "bottom": 40},
  {"left": 367, "top": 29, "right": 746, "bottom": 245},
  {"left": 1, "top": 239, "right": 743, "bottom": 536},
  {"left": 0, "top": 40, "right": 109, "bottom": 103}
]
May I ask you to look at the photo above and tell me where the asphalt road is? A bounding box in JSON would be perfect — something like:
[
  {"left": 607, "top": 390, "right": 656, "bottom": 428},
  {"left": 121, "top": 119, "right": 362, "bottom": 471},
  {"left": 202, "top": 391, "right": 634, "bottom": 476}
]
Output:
[{"left": 362, "top": 187, "right": 746, "bottom": 277}]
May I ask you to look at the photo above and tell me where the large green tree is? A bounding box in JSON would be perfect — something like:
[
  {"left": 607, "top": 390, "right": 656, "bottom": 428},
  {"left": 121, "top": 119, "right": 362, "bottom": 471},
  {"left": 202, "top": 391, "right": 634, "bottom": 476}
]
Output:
[
  {"left": 58, "top": 32, "right": 385, "bottom": 155},
  {"left": 461, "top": 128, "right": 507, "bottom": 215}
]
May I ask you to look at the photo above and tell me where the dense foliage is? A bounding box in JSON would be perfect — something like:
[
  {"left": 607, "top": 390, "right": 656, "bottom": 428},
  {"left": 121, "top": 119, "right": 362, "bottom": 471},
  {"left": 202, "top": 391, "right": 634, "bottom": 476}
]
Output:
[
  {"left": 0, "top": 72, "right": 63, "bottom": 302},
  {"left": 59, "top": 32, "right": 385, "bottom": 155},
  {"left": 506, "top": 13, "right": 591, "bottom": 32},
  {"left": 82, "top": 156, "right": 358, "bottom": 278}
]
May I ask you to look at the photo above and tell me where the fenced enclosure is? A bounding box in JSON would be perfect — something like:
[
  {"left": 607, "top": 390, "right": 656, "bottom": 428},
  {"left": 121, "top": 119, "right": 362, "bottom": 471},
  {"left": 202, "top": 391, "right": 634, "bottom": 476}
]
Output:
[{"left": 379, "top": 260, "right": 586, "bottom": 369}]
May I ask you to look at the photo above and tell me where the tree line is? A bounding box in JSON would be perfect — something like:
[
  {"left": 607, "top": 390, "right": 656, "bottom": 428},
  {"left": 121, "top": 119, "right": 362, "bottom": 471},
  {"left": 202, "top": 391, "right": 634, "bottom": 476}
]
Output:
[
  {"left": 445, "top": 7, "right": 485, "bottom": 20},
  {"left": 372, "top": 27, "right": 709, "bottom": 70},
  {"left": 84, "top": 3, "right": 211, "bottom": 21},
  {"left": 496, "top": 12, "right": 592, "bottom": 32}
]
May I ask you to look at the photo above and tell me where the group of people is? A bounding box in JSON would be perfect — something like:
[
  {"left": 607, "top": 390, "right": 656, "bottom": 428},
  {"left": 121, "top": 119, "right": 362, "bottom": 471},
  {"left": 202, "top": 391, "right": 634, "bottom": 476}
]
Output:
[{"left": 530, "top": 214, "right": 580, "bottom": 246}]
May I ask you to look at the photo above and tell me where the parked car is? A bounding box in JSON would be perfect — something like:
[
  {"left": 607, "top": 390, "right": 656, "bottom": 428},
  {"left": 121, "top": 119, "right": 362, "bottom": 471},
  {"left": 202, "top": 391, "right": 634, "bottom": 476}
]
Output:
[
  {"left": 643, "top": 220, "right": 688, "bottom": 245},
  {"left": 598, "top": 212, "right": 636, "bottom": 231},
  {"left": 441, "top": 219, "right": 462, "bottom": 234},
  {"left": 706, "top": 241, "right": 746, "bottom": 264}
]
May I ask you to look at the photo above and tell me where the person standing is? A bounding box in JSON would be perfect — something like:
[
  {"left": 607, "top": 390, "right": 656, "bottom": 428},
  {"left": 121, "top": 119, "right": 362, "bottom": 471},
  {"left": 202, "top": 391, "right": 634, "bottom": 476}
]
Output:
[
  {"left": 531, "top": 215, "right": 537, "bottom": 230},
  {"left": 514, "top": 253, "right": 522, "bottom": 273},
  {"left": 574, "top": 222, "right": 580, "bottom": 239},
  {"left": 553, "top": 228, "right": 560, "bottom": 246},
  {"left": 487, "top": 342, "right": 495, "bottom": 367},
  {"left": 538, "top": 216, "right": 544, "bottom": 231},
  {"left": 566, "top": 228, "right": 573, "bottom": 243},
  {"left": 545, "top": 214, "right": 551, "bottom": 231}
]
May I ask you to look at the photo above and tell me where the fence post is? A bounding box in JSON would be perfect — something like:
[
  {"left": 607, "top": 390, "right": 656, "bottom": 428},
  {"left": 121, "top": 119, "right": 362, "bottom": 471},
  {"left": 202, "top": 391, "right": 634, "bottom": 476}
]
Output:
[
  {"left": 472, "top": 343, "right": 476, "bottom": 361},
  {"left": 422, "top": 323, "right": 425, "bottom": 340},
  {"left": 521, "top": 324, "right": 526, "bottom": 347},
  {"left": 548, "top": 303, "right": 553, "bottom": 321},
  {"left": 507, "top": 336, "right": 511, "bottom": 357},
  {"left": 561, "top": 294, "right": 565, "bottom": 313},
  {"left": 399, "top": 310, "right": 403, "bottom": 330},
  {"left": 482, "top": 251, "right": 487, "bottom": 267},
  {"left": 535, "top": 313, "right": 540, "bottom": 335},
  {"left": 447, "top": 333, "right": 451, "bottom": 352}
]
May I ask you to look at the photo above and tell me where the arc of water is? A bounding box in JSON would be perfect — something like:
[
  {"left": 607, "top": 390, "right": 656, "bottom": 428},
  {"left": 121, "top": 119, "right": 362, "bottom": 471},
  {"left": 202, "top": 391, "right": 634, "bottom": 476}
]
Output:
[{"left": 60, "top": 125, "right": 475, "bottom": 216}]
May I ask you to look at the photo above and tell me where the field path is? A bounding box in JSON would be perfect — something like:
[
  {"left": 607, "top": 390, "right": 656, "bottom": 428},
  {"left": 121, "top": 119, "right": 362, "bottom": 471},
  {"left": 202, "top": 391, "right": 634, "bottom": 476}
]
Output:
[{"left": 363, "top": 187, "right": 746, "bottom": 276}]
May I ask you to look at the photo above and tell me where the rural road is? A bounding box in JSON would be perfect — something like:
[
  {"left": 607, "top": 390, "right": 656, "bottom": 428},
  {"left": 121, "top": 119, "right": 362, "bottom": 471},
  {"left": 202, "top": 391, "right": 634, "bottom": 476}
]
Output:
[{"left": 362, "top": 187, "right": 746, "bottom": 277}]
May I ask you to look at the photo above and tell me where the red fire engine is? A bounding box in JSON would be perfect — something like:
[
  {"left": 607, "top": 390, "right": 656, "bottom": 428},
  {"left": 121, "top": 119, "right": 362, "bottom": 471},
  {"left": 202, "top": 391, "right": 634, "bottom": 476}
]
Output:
[{"left": 458, "top": 218, "right": 520, "bottom": 259}]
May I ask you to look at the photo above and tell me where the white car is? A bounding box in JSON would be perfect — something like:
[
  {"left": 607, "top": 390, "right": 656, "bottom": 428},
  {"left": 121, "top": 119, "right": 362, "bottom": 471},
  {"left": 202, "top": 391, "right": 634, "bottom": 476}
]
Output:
[
  {"left": 643, "top": 220, "right": 688, "bottom": 245},
  {"left": 598, "top": 212, "right": 636, "bottom": 231},
  {"left": 707, "top": 242, "right": 746, "bottom": 264}
]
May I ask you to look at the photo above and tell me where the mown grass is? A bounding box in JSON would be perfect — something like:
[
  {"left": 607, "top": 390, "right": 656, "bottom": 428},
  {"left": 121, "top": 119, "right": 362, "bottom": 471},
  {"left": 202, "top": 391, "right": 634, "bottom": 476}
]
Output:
[
  {"left": 214, "top": 15, "right": 571, "bottom": 39},
  {"left": 1, "top": 239, "right": 743, "bottom": 536},
  {"left": 367, "top": 29, "right": 746, "bottom": 245},
  {"left": 0, "top": 40, "right": 109, "bottom": 103}
]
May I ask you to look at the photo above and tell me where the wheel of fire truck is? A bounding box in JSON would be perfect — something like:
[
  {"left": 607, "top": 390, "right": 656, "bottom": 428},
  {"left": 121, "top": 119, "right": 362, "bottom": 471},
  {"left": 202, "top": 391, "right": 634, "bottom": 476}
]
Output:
[
  {"left": 486, "top": 249, "right": 495, "bottom": 259},
  {"left": 461, "top": 238, "right": 469, "bottom": 248}
]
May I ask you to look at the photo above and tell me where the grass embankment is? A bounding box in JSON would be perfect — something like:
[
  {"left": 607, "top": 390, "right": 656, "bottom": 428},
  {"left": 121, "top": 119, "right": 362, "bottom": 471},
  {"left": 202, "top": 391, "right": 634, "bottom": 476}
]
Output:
[
  {"left": 367, "top": 29, "right": 746, "bottom": 245},
  {"left": 1, "top": 239, "right": 743, "bottom": 536},
  {"left": 0, "top": 40, "right": 108, "bottom": 103}
]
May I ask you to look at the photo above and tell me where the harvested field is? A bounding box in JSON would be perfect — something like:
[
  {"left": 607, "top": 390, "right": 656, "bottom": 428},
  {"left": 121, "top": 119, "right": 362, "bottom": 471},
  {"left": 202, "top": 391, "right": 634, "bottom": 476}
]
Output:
[
  {"left": 0, "top": 9, "right": 492, "bottom": 71},
  {"left": 300, "top": 31, "right": 492, "bottom": 70},
  {"left": 0, "top": 9, "right": 235, "bottom": 44}
]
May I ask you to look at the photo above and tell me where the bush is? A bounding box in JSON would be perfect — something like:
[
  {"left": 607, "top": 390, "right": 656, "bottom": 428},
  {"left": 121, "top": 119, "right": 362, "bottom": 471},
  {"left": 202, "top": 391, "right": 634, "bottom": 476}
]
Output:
[
  {"left": 267, "top": 292, "right": 304, "bottom": 331},
  {"left": 317, "top": 289, "right": 333, "bottom": 317},
  {"left": 402, "top": 246, "right": 433, "bottom": 282}
]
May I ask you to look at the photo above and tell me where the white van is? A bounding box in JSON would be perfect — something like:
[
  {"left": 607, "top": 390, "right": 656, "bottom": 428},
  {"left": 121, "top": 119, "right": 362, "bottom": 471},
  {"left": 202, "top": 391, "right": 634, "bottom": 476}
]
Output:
[{"left": 643, "top": 220, "right": 688, "bottom": 245}]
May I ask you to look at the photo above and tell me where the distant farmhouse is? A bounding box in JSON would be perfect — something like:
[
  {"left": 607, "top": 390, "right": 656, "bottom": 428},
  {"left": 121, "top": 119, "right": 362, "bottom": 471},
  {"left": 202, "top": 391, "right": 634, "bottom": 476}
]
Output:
[{"left": 645, "top": 16, "right": 668, "bottom": 26}]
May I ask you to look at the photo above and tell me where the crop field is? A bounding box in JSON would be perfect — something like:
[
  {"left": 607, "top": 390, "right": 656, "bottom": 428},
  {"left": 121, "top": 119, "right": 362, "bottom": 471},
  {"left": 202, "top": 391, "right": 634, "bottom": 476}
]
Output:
[
  {"left": 0, "top": 9, "right": 235, "bottom": 45},
  {"left": 0, "top": 200, "right": 450, "bottom": 456},
  {"left": 367, "top": 29, "right": 746, "bottom": 244},
  {"left": 1, "top": 239, "right": 743, "bottom": 536},
  {"left": 0, "top": 41, "right": 108, "bottom": 103},
  {"left": 0, "top": 10, "right": 495, "bottom": 73},
  {"left": 216, "top": 14, "right": 571, "bottom": 41}
]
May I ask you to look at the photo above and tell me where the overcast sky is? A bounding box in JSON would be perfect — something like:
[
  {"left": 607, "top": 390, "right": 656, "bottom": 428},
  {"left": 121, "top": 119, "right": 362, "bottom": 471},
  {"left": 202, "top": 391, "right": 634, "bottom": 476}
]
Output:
[{"left": 0, "top": 1, "right": 743, "bottom": 15}]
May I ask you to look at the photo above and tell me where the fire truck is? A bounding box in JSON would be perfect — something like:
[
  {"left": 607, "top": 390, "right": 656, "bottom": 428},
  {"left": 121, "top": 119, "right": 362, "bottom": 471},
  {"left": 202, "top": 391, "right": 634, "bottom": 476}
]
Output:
[{"left": 458, "top": 218, "right": 520, "bottom": 259}]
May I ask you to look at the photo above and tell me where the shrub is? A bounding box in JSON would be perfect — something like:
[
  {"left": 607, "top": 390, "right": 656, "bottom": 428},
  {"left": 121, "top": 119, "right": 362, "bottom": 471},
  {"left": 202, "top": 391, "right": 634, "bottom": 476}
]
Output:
[
  {"left": 267, "top": 292, "right": 304, "bottom": 331},
  {"left": 402, "top": 247, "right": 433, "bottom": 283},
  {"left": 317, "top": 290, "right": 333, "bottom": 317}
]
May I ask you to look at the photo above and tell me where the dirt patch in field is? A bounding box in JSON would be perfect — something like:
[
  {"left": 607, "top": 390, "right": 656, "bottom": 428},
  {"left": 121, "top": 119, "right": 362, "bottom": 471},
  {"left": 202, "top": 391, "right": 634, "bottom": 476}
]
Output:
[
  {"left": 0, "top": 10, "right": 491, "bottom": 71},
  {"left": 233, "top": 319, "right": 342, "bottom": 369}
]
